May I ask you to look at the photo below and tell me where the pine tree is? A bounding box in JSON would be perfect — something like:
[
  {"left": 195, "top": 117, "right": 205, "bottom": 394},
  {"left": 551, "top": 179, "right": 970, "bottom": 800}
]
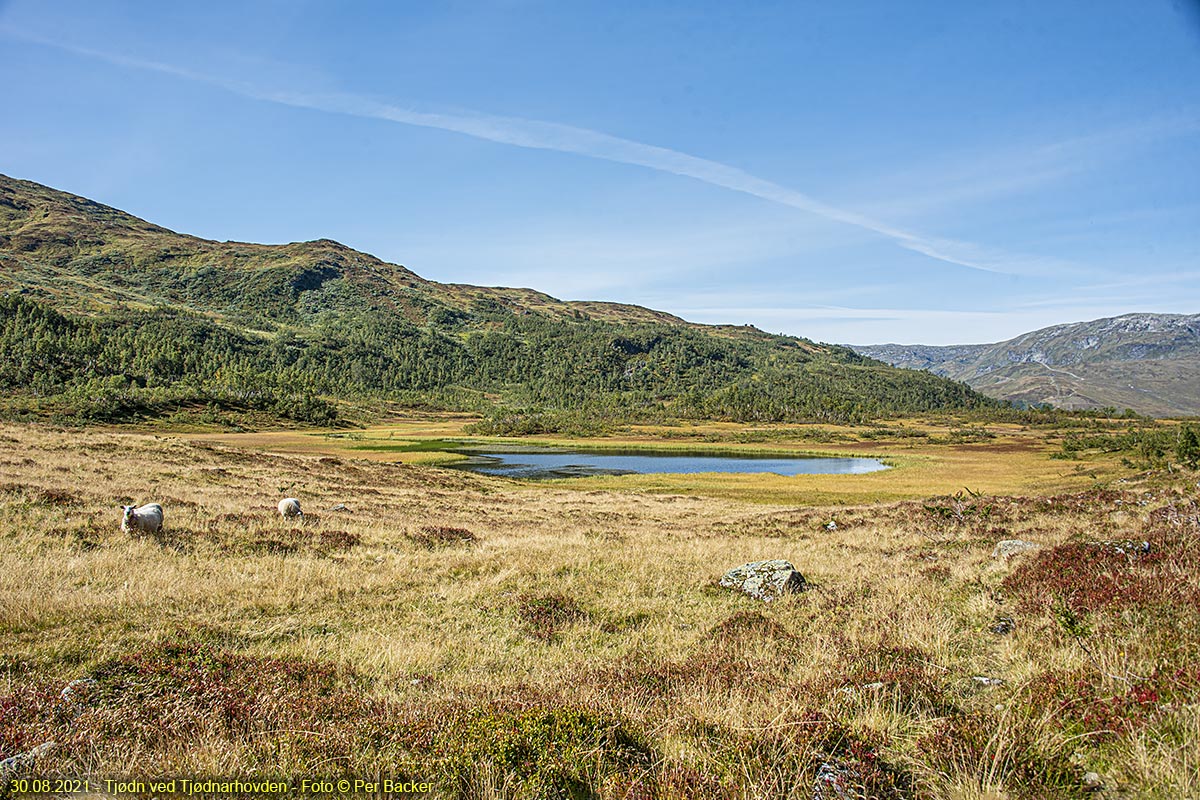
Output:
[{"left": 1177, "top": 424, "right": 1200, "bottom": 469}]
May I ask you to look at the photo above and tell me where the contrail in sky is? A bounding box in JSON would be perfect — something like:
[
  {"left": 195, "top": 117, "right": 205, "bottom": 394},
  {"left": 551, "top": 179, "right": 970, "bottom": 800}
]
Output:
[{"left": 3, "top": 26, "right": 1068, "bottom": 277}]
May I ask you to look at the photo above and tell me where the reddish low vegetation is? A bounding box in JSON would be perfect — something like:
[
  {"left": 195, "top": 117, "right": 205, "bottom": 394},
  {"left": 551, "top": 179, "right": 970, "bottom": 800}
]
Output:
[
  {"left": 407, "top": 524, "right": 478, "bottom": 549},
  {"left": 515, "top": 593, "right": 589, "bottom": 642},
  {"left": 1, "top": 636, "right": 654, "bottom": 796},
  {"left": 1002, "top": 497, "right": 1200, "bottom": 616}
]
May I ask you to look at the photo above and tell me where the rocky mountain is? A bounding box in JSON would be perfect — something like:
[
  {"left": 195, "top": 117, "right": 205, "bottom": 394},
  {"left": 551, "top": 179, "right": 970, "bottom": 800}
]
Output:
[
  {"left": 0, "top": 174, "right": 992, "bottom": 426},
  {"left": 854, "top": 314, "right": 1200, "bottom": 417}
]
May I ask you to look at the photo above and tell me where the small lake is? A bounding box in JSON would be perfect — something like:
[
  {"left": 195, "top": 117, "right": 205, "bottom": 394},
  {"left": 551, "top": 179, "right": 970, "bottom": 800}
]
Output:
[{"left": 446, "top": 448, "right": 888, "bottom": 480}]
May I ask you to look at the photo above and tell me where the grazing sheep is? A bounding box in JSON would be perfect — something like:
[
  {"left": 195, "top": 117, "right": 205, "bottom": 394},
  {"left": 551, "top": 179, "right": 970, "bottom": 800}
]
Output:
[
  {"left": 278, "top": 497, "right": 304, "bottom": 520},
  {"left": 121, "top": 503, "right": 164, "bottom": 534}
]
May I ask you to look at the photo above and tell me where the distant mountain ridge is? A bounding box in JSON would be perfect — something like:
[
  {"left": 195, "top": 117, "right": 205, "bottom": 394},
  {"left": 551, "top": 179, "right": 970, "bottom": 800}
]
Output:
[
  {"left": 853, "top": 314, "right": 1200, "bottom": 417},
  {"left": 0, "top": 174, "right": 992, "bottom": 425}
]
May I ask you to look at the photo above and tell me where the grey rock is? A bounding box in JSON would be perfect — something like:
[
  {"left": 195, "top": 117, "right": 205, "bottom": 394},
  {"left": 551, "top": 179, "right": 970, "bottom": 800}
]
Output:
[
  {"left": 1091, "top": 539, "right": 1151, "bottom": 557},
  {"left": 59, "top": 677, "right": 96, "bottom": 722},
  {"left": 719, "top": 559, "right": 807, "bottom": 601},
  {"left": 992, "top": 539, "right": 1041, "bottom": 559},
  {"left": 0, "top": 740, "right": 54, "bottom": 775},
  {"left": 1082, "top": 771, "right": 1103, "bottom": 791},
  {"left": 60, "top": 677, "right": 95, "bottom": 702},
  {"left": 972, "top": 676, "right": 1005, "bottom": 687},
  {"left": 990, "top": 615, "right": 1015, "bottom": 635},
  {"left": 813, "top": 762, "right": 851, "bottom": 800}
]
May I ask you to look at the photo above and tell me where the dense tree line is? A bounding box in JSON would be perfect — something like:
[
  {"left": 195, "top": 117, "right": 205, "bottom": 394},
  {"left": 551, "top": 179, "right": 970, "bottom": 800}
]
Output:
[{"left": 0, "top": 292, "right": 996, "bottom": 426}]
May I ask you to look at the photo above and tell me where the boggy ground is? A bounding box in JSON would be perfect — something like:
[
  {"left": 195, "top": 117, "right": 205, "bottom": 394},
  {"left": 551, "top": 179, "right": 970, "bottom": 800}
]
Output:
[
  {"left": 0, "top": 422, "right": 1198, "bottom": 799},
  {"left": 183, "top": 416, "right": 1126, "bottom": 506}
]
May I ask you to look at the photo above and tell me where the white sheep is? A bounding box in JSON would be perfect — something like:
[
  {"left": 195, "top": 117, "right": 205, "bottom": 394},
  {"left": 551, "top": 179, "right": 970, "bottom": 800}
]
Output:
[
  {"left": 121, "top": 503, "right": 164, "bottom": 534},
  {"left": 278, "top": 497, "right": 304, "bottom": 520}
]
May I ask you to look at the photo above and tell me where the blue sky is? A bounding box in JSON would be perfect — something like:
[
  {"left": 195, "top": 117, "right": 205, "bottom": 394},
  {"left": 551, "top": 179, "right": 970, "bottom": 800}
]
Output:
[{"left": 1, "top": 1, "right": 1197, "bottom": 345}]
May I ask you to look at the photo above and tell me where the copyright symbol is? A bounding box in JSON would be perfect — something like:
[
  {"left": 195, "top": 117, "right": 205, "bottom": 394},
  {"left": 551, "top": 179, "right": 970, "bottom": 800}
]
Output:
[{"left": 337, "top": 779, "right": 350, "bottom": 793}]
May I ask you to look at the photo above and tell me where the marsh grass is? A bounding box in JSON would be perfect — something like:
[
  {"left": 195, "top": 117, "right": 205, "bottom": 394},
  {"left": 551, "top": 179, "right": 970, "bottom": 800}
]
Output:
[
  {"left": 0, "top": 422, "right": 1197, "bottom": 797},
  {"left": 183, "top": 416, "right": 1125, "bottom": 505}
]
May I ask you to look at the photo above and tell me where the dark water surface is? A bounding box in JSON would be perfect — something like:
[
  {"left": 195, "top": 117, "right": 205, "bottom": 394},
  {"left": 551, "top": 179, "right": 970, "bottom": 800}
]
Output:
[{"left": 446, "top": 448, "right": 888, "bottom": 480}]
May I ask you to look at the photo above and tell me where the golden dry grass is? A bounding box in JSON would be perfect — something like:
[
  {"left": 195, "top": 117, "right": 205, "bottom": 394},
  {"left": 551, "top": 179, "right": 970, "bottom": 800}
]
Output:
[{"left": 1, "top": 421, "right": 1196, "bottom": 798}]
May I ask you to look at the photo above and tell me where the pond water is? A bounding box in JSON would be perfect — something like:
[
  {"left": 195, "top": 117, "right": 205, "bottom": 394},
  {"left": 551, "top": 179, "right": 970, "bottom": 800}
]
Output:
[{"left": 446, "top": 448, "right": 888, "bottom": 480}]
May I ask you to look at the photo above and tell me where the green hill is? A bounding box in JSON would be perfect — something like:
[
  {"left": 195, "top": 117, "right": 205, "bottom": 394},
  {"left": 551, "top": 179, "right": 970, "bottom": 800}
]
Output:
[
  {"left": 853, "top": 314, "right": 1200, "bottom": 418},
  {"left": 0, "top": 173, "right": 994, "bottom": 428}
]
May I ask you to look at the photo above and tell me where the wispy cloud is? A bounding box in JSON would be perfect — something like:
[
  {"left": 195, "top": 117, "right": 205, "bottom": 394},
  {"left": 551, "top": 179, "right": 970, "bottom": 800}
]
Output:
[
  {"left": 4, "top": 25, "right": 1083, "bottom": 278},
  {"left": 393, "top": 213, "right": 853, "bottom": 292},
  {"left": 855, "top": 116, "right": 1200, "bottom": 222}
]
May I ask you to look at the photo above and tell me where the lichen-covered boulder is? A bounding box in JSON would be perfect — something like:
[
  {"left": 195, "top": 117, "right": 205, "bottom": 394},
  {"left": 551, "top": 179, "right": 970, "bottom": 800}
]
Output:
[
  {"left": 991, "top": 539, "right": 1041, "bottom": 559},
  {"left": 719, "top": 559, "right": 807, "bottom": 601}
]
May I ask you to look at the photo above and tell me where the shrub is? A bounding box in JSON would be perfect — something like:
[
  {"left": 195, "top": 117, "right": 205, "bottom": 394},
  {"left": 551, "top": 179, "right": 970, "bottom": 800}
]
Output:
[{"left": 1177, "top": 423, "right": 1200, "bottom": 469}]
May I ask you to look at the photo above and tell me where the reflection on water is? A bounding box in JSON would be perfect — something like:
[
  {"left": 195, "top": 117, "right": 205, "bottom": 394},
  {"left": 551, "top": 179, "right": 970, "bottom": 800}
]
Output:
[{"left": 446, "top": 448, "right": 888, "bottom": 480}]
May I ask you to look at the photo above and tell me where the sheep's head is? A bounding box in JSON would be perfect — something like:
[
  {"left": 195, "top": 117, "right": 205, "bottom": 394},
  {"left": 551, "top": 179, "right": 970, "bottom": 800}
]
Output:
[{"left": 121, "top": 505, "right": 135, "bottom": 523}]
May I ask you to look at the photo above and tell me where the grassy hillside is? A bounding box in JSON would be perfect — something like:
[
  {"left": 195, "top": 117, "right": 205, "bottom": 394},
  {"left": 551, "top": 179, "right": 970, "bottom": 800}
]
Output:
[
  {"left": 854, "top": 315, "right": 1200, "bottom": 417},
  {"left": 0, "top": 174, "right": 994, "bottom": 428}
]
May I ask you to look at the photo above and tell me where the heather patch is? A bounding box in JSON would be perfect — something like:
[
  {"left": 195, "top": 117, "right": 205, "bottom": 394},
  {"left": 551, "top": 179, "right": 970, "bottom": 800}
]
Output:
[
  {"left": 836, "top": 643, "right": 957, "bottom": 717},
  {"left": 0, "top": 637, "right": 374, "bottom": 774},
  {"left": 599, "top": 612, "right": 802, "bottom": 701},
  {"left": 413, "top": 702, "right": 652, "bottom": 798},
  {"left": 406, "top": 524, "right": 478, "bottom": 549},
  {"left": 1, "top": 638, "right": 655, "bottom": 796},
  {"left": 1022, "top": 666, "right": 1200, "bottom": 742},
  {"left": 0, "top": 484, "right": 82, "bottom": 506},
  {"left": 515, "top": 593, "right": 589, "bottom": 642},
  {"left": 1001, "top": 505, "right": 1200, "bottom": 617},
  {"left": 917, "top": 712, "right": 1080, "bottom": 799},
  {"left": 686, "top": 712, "right": 912, "bottom": 800},
  {"left": 241, "top": 527, "right": 361, "bottom": 555},
  {"left": 707, "top": 609, "right": 793, "bottom": 645}
]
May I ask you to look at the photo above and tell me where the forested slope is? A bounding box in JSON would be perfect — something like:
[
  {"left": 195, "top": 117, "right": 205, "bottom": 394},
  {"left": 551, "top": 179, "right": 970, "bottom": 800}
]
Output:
[{"left": 0, "top": 174, "right": 995, "bottom": 427}]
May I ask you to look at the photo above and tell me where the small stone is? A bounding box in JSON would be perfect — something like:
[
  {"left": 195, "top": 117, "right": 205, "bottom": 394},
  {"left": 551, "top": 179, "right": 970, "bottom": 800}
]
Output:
[
  {"left": 992, "top": 539, "right": 1041, "bottom": 559},
  {"left": 719, "top": 560, "right": 807, "bottom": 601},
  {"left": 1092, "top": 539, "right": 1152, "bottom": 557},
  {"left": 60, "top": 677, "right": 96, "bottom": 702},
  {"left": 990, "top": 615, "right": 1015, "bottom": 635},
  {"left": 1082, "top": 771, "right": 1103, "bottom": 791},
  {"left": 0, "top": 740, "right": 55, "bottom": 774},
  {"left": 972, "top": 676, "right": 1005, "bottom": 687},
  {"left": 813, "top": 762, "right": 851, "bottom": 800}
]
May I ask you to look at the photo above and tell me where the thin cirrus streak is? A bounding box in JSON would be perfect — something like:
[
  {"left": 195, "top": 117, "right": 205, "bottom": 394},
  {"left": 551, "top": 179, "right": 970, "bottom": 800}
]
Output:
[{"left": 4, "top": 25, "right": 1075, "bottom": 278}]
